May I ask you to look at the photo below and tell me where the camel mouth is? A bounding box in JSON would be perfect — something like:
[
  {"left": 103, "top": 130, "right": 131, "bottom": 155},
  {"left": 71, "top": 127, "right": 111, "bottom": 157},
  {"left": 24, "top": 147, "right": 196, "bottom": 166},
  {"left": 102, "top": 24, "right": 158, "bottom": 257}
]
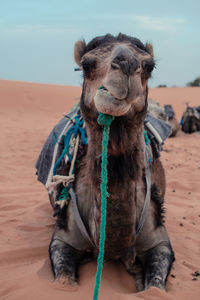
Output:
[
  {"left": 97, "top": 85, "right": 124, "bottom": 100},
  {"left": 94, "top": 85, "right": 131, "bottom": 117}
]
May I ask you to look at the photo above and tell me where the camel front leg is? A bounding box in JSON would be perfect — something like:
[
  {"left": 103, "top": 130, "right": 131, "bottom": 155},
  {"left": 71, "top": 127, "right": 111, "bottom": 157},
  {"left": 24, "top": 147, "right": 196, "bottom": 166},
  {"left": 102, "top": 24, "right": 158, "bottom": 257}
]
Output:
[
  {"left": 49, "top": 237, "right": 81, "bottom": 285},
  {"left": 143, "top": 242, "right": 174, "bottom": 290}
]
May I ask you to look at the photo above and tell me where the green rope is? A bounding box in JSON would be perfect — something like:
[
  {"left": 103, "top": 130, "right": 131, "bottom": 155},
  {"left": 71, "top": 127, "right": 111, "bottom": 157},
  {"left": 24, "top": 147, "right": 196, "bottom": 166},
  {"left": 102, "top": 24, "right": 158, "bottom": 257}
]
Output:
[
  {"left": 93, "top": 112, "right": 115, "bottom": 300},
  {"left": 58, "top": 187, "right": 69, "bottom": 201},
  {"left": 144, "top": 130, "right": 150, "bottom": 145}
]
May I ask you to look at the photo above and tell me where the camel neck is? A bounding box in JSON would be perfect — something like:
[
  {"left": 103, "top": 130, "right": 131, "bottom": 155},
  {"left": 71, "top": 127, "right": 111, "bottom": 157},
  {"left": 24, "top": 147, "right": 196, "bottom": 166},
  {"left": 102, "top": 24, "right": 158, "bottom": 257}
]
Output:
[
  {"left": 85, "top": 114, "right": 144, "bottom": 155},
  {"left": 84, "top": 116, "right": 145, "bottom": 187}
]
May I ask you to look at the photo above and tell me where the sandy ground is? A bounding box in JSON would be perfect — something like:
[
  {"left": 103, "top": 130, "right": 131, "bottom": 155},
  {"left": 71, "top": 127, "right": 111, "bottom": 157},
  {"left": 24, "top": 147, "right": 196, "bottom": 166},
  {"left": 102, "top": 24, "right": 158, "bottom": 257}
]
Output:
[{"left": 0, "top": 80, "right": 199, "bottom": 300}]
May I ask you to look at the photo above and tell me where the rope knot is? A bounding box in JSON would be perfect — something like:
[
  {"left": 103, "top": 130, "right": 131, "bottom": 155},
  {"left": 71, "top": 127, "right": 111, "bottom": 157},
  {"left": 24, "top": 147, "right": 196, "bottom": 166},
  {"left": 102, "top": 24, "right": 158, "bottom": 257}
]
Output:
[{"left": 97, "top": 112, "right": 115, "bottom": 126}]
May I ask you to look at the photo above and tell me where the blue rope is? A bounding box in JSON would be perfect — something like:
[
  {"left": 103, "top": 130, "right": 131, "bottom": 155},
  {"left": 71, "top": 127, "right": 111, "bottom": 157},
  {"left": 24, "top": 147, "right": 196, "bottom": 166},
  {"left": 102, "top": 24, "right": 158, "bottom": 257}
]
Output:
[
  {"left": 53, "top": 114, "right": 87, "bottom": 176},
  {"left": 180, "top": 116, "right": 184, "bottom": 125}
]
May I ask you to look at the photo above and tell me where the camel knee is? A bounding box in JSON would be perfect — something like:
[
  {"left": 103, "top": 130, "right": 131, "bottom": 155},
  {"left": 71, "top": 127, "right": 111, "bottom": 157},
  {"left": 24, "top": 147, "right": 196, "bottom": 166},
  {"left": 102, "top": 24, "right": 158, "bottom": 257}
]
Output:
[
  {"left": 49, "top": 237, "right": 80, "bottom": 281},
  {"left": 143, "top": 242, "right": 175, "bottom": 289}
]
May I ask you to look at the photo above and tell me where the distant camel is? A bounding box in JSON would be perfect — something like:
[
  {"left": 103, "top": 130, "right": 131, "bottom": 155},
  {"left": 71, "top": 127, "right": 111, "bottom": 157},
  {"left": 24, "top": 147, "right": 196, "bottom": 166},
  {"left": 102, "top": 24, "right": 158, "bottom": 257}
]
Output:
[
  {"left": 148, "top": 99, "right": 180, "bottom": 137},
  {"left": 181, "top": 105, "right": 200, "bottom": 133}
]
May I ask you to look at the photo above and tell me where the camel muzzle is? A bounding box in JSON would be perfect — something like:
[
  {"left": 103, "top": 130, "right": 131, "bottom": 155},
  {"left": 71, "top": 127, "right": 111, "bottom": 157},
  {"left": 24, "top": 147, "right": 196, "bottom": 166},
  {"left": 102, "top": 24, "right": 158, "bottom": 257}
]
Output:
[{"left": 111, "top": 45, "right": 140, "bottom": 76}]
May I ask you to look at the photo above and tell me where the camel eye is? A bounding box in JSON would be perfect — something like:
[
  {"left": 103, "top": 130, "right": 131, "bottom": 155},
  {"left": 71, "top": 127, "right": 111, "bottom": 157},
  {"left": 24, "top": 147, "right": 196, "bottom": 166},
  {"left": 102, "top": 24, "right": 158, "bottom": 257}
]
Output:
[
  {"left": 142, "top": 61, "right": 155, "bottom": 74},
  {"left": 81, "top": 57, "right": 96, "bottom": 78}
]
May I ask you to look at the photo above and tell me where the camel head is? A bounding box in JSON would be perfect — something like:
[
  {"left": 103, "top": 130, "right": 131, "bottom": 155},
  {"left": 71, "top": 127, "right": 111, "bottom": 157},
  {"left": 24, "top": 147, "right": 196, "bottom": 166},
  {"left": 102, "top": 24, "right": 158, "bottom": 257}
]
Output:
[{"left": 74, "top": 33, "right": 155, "bottom": 119}]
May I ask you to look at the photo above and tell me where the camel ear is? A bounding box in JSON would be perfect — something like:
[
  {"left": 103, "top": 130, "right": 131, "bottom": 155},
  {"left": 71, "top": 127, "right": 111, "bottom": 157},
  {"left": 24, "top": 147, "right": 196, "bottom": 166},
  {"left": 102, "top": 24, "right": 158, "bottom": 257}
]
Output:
[
  {"left": 145, "top": 43, "right": 154, "bottom": 58},
  {"left": 74, "top": 40, "right": 86, "bottom": 66}
]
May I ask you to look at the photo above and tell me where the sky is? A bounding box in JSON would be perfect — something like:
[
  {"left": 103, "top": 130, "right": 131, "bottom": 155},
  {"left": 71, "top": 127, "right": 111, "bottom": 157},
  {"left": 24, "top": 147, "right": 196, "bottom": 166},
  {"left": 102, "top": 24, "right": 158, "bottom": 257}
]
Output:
[{"left": 0, "top": 0, "right": 200, "bottom": 87}]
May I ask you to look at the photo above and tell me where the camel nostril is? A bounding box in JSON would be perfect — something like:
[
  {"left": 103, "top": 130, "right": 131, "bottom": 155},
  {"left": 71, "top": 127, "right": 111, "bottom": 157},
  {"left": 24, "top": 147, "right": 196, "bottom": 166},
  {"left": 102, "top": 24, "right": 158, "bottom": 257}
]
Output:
[
  {"left": 129, "top": 57, "right": 139, "bottom": 73},
  {"left": 119, "top": 60, "right": 130, "bottom": 75},
  {"left": 111, "top": 62, "right": 121, "bottom": 70},
  {"left": 111, "top": 50, "right": 139, "bottom": 76}
]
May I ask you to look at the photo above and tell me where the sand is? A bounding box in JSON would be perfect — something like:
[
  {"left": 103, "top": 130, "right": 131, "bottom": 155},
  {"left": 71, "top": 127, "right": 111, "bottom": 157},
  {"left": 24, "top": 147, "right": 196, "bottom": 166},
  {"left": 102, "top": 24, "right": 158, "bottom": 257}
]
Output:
[{"left": 0, "top": 80, "right": 199, "bottom": 300}]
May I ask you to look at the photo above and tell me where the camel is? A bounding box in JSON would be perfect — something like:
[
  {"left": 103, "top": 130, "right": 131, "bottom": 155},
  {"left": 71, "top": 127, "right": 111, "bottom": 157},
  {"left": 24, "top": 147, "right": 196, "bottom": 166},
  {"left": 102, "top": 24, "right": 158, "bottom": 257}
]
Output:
[
  {"left": 148, "top": 98, "right": 168, "bottom": 122},
  {"left": 147, "top": 99, "right": 180, "bottom": 137},
  {"left": 181, "top": 105, "right": 200, "bottom": 133},
  {"left": 164, "top": 105, "right": 180, "bottom": 137},
  {"left": 48, "top": 34, "right": 174, "bottom": 291}
]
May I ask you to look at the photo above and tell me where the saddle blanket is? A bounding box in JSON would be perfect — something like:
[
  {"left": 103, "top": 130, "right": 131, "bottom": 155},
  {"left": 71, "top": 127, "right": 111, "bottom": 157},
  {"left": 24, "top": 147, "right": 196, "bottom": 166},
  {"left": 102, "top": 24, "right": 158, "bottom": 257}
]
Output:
[{"left": 35, "top": 106, "right": 171, "bottom": 188}]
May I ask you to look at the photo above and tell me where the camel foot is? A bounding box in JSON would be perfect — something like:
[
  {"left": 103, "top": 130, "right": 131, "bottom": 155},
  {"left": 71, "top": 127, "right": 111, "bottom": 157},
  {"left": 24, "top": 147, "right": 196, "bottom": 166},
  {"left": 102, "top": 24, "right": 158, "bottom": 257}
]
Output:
[{"left": 54, "top": 273, "right": 78, "bottom": 291}]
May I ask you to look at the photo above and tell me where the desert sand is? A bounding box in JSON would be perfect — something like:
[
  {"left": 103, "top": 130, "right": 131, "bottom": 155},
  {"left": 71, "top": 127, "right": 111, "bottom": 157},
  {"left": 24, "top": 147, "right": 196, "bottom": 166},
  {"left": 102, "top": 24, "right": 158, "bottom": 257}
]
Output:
[{"left": 0, "top": 80, "right": 199, "bottom": 300}]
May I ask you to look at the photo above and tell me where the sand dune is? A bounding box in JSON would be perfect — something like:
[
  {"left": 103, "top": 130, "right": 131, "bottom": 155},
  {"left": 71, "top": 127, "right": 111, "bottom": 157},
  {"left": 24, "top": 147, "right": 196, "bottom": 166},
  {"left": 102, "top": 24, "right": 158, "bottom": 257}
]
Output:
[{"left": 0, "top": 80, "right": 199, "bottom": 300}]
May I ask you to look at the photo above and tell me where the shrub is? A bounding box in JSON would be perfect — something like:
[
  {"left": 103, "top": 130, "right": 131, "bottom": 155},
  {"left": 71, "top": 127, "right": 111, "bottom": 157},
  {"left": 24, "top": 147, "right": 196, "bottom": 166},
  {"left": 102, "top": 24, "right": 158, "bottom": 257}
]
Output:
[{"left": 187, "top": 77, "right": 200, "bottom": 87}]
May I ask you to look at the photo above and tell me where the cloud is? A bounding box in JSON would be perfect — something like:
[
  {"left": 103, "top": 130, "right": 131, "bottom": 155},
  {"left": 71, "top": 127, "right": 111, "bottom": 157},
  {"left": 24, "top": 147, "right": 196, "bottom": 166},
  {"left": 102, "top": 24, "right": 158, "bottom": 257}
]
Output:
[
  {"left": 92, "top": 13, "right": 185, "bottom": 33},
  {"left": 131, "top": 15, "right": 185, "bottom": 32},
  {"left": 0, "top": 23, "right": 80, "bottom": 36}
]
